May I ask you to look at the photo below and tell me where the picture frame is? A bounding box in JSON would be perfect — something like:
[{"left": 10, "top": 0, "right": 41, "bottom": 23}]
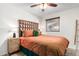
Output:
[{"left": 46, "top": 17, "right": 60, "bottom": 32}]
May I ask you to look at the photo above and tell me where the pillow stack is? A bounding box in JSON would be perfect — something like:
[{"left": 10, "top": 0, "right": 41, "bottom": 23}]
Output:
[
  {"left": 23, "top": 30, "right": 33, "bottom": 37},
  {"left": 22, "top": 30, "right": 41, "bottom": 37}
]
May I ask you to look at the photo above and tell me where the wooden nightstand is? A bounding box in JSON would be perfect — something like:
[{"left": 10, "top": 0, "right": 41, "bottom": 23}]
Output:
[{"left": 8, "top": 38, "right": 20, "bottom": 55}]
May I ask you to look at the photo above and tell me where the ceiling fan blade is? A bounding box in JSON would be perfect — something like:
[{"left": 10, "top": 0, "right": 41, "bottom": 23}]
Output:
[
  {"left": 47, "top": 3, "right": 57, "bottom": 7},
  {"left": 30, "top": 4, "right": 40, "bottom": 7}
]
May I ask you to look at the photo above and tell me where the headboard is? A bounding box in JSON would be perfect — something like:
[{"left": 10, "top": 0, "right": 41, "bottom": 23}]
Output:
[{"left": 18, "top": 20, "right": 38, "bottom": 37}]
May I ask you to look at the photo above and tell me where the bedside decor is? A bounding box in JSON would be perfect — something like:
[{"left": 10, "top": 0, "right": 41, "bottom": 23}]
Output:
[
  {"left": 13, "top": 32, "right": 16, "bottom": 38},
  {"left": 8, "top": 27, "right": 18, "bottom": 38},
  {"left": 46, "top": 17, "right": 60, "bottom": 32}
]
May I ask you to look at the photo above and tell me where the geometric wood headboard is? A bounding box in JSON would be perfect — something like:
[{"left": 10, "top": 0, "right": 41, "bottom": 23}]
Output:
[{"left": 18, "top": 20, "right": 39, "bottom": 37}]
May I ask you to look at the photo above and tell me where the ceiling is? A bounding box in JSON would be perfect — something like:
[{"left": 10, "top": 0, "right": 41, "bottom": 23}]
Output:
[{"left": 14, "top": 3, "right": 79, "bottom": 18}]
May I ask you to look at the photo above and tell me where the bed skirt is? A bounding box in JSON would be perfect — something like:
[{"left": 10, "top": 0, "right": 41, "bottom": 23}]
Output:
[{"left": 20, "top": 45, "right": 39, "bottom": 56}]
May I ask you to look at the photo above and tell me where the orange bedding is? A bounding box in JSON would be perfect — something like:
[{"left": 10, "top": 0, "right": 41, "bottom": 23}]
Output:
[{"left": 20, "top": 35, "right": 69, "bottom": 56}]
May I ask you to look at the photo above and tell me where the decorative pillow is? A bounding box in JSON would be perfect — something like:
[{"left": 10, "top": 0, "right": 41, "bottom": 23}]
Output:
[
  {"left": 33, "top": 30, "right": 39, "bottom": 36},
  {"left": 23, "top": 30, "right": 33, "bottom": 37},
  {"left": 37, "top": 29, "right": 42, "bottom": 35}
]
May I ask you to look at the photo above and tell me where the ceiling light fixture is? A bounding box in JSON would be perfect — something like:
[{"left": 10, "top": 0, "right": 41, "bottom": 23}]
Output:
[
  {"left": 30, "top": 3, "right": 57, "bottom": 12},
  {"left": 40, "top": 3, "right": 48, "bottom": 12}
]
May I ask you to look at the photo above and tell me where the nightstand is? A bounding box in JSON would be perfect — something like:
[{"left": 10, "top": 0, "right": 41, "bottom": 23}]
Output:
[{"left": 8, "top": 38, "right": 20, "bottom": 55}]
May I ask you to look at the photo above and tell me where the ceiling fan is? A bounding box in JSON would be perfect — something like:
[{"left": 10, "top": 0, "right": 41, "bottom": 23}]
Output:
[{"left": 30, "top": 3, "right": 57, "bottom": 12}]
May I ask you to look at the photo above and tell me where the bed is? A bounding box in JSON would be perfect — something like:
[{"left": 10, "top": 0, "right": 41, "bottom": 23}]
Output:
[{"left": 18, "top": 20, "right": 69, "bottom": 56}]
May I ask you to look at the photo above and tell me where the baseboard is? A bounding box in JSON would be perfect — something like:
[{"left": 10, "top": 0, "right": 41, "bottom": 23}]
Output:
[{"left": 8, "top": 50, "right": 20, "bottom": 56}]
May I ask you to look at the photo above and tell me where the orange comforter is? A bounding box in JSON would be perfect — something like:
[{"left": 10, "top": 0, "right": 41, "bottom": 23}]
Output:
[{"left": 20, "top": 35, "right": 69, "bottom": 56}]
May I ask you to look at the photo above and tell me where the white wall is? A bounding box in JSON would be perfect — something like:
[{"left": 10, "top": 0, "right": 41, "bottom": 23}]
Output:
[
  {"left": 0, "top": 3, "right": 39, "bottom": 55},
  {"left": 39, "top": 7, "right": 79, "bottom": 49}
]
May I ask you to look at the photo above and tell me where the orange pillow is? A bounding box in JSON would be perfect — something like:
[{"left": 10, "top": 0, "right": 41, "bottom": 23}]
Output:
[{"left": 23, "top": 30, "right": 33, "bottom": 37}]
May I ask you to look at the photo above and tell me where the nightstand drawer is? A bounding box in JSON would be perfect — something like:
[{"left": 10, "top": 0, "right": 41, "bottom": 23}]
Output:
[{"left": 8, "top": 38, "right": 19, "bottom": 54}]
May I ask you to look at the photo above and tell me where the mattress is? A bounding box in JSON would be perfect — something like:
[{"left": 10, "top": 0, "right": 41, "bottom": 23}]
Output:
[{"left": 19, "top": 35, "right": 69, "bottom": 56}]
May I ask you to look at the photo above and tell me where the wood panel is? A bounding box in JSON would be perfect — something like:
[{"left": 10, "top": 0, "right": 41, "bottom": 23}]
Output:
[{"left": 18, "top": 20, "right": 38, "bottom": 37}]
